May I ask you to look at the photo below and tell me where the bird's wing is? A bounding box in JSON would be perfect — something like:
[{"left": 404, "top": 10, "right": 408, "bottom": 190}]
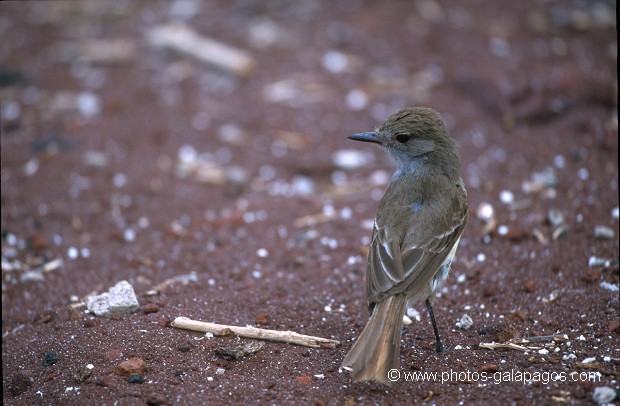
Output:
[{"left": 366, "top": 190, "right": 467, "bottom": 305}]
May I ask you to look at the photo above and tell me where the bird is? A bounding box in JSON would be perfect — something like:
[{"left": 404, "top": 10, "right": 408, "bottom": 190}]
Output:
[{"left": 341, "top": 106, "right": 468, "bottom": 384}]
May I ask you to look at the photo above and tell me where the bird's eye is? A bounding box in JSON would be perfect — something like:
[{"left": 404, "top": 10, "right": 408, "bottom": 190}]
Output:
[{"left": 395, "top": 133, "right": 411, "bottom": 143}]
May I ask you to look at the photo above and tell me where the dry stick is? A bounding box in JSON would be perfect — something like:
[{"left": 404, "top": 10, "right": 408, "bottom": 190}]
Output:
[
  {"left": 478, "top": 342, "right": 531, "bottom": 351},
  {"left": 146, "top": 24, "right": 256, "bottom": 77},
  {"left": 171, "top": 316, "right": 340, "bottom": 349},
  {"left": 514, "top": 333, "right": 569, "bottom": 344}
]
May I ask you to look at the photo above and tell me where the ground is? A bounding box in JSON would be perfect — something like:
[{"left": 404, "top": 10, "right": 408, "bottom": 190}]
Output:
[{"left": 1, "top": 1, "right": 618, "bottom": 405}]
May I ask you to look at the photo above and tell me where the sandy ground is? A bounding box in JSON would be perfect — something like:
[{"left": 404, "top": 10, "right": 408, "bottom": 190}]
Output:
[{"left": 2, "top": 1, "right": 618, "bottom": 405}]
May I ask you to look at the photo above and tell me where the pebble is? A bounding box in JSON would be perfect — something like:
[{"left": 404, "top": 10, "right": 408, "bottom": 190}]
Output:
[
  {"left": 499, "top": 190, "right": 514, "bottom": 204},
  {"left": 142, "top": 303, "right": 160, "bottom": 314},
  {"left": 331, "top": 149, "right": 373, "bottom": 170},
  {"left": 593, "top": 225, "right": 614, "bottom": 240},
  {"left": 476, "top": 202, "right": 495, "bottom": 222},
  {"left": 600, "top": 281, "right": 619, "bottom": 292},
  {"left": 114, "top": 358, "right": 146, "bottom": 376},
  {"left": 480, "top": 364, "right": 499, "bottom": 373},
  {"left": 127, "top": 374, "right": 144, "bottom": 384},
  {"left": 592, "top": 386, "right": 617, "bottom": 405},
  {"left": 86, "top": 280, "right": 140, "bottom": 317},
  {"left": 588, "top": 256, "right": 614, "bottom": 268},
  {"left": 547, "top": 209, "right": 565, "bottom": 227},
  {"left": 406, "top": 307, "right": 421, "bottom": 322},
  {"left": 42, "top": 351, "right": 59, "bottom": 367},
  {"left": 19, "top": 270, "right": 45, "bottom": 282},
  {"left": 456, "top": 314, "right": 473, "bottom": 330}
]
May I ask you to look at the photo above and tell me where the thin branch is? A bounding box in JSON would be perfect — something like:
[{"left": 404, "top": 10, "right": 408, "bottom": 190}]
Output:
[{"left": 170, "top": 316, "right": 340, "bottom": 349}]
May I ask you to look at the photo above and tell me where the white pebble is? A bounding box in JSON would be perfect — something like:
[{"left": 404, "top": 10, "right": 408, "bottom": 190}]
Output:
[
  {"left": 322, "top": 50, "right": 349, "bottom": 73},
  {"left": 331, "top": 149, "right": 372, "bottom": 170},
  {"left": 80, "top": 248, "right": 91, "bottom": 258},
  {"left": 113, "top": 173, "right": 128, "bottom": 188},
  {"left": 600, "top": 281, "right": 619, "bottom": 292},
  {"left": 582, "top": 357, "right": 596, "bottom": 363},
  {"left": 476, "top": 253, "right": 486, "bottom": 262},
  {"left": 455, "top": 314, "right": 473, "bottom": 330},
  {"left": 256, "top": 248, "right": 269, "bottom": 258},
  {"left": 499, "top": 190, "right": 514, "bottom": 204},
  {"left": 345, "top": 89, "right": 369, "bottom": 111},
  {"left": 406, "top": 307, "right": 421, "bottom": 322},
  {"left": 577, "top": 168, "right": 589, "bottom": 180},
  {"left": 592, "top": 386, "right": 617, "bottom": 405},
  {"left": 67, "top": 247, "right": 79, "bottom": 260},
  {"left": 538, "top": 349, "right": 549, "bottom": 355},
  {"left": 123, "top": 228, "right": 136, "bottom": 242},
  {"left": 23, "top": 158, "right": 39, "bottom": 176},
  {"left": 476, "top": 202, "right": 494, "bottom": 222}
]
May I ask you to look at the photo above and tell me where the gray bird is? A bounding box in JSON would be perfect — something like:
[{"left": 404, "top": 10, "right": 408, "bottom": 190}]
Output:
[{"left": 341, "top": 107, "right": 468, "bottom": 384}]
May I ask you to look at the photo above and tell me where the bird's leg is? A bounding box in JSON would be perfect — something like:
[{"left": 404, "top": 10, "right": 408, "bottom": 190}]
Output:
[{"left": 425, "top": 298, "right": 443, "bottom": 353}]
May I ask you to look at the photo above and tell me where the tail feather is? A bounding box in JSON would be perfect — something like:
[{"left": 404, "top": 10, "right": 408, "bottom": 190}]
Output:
[{"left": 341, "top": 294, "right": 407, "bottom": 384}]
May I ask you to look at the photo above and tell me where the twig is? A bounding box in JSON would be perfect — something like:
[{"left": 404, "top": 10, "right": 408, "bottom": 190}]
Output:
[
  {"left": 170, "top": 316, "right": 340, "bottom": 349},
  {"left": 146, "top": 24, "right": 256, "bottom": 76},
  {"left": 479, "top": 342, "right": 531, "bottom": 351},
  {"left": 513, "top": 333, "right": 569, "bottom": 344}
]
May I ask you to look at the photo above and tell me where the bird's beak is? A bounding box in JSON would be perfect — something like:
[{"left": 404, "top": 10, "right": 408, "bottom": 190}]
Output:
[{"left": 348, "top": 132, "right": 382, "bottom": 144}]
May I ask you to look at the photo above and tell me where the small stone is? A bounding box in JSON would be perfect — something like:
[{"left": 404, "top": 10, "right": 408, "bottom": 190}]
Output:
[
  {"left": 592, "top": 386, "right": 617, "bottom": 405},
  {"left": 406, "top": 307, "right": 421, "bottom": 322},
  {"left": 255, "top": 312, "right": 270, "bottom": 326},
  {"left": 600, "top": 281, "right": 619, "bottom": 292},
  {"left": 499, "top": 190, "right": 514, "bottom": 204},
  {"left": 127, "top": 374, "right": 145, "bottom": 384},
  {"left": 331, "top": 149, "right": 373, "bottom": 170},
  {"left": 177, "top": 343, "right": 191, "bottom": 353},
  {"left": 594, "top": 225, "right": 614, "bottom": 240},
  {"left": 86, "top": 293, "right": 111, "bottom": 317},
  {"left": 608, "top": 319, "right": 620, "bottom": 333},
  {"left": 114, "top": 358, "right": 146, "bottom": 376},
  {"left": 476, "top": 202, "right": 495, "bottom": 222},
  {"left": 480, "top": 364, "right": 499, "bottom": 373},
  {"left": 42, "top": 351, "right": 59, "bottom": 367},
  {"left": 547, "top": 209, "right": 565, "bottom": 227},
  {"left": 456, "top": 314, "right": 473, "bottom": 330},
  {"left": 523, "top": 279, "right": 536, "bottom": 293},
  {"left": 87, "top": 280, "right": 139, "bottom": 317},
  {"left": 142, "top": 303, "right": 160, "bottom": 314},
  {"left": 588, "top": 256, "right": 614, "bottom": 268}
]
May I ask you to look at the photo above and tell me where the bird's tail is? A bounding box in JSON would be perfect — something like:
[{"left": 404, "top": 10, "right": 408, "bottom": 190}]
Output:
[{"left": 341, "top": 293, "right": 407, "bottom": 384}]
